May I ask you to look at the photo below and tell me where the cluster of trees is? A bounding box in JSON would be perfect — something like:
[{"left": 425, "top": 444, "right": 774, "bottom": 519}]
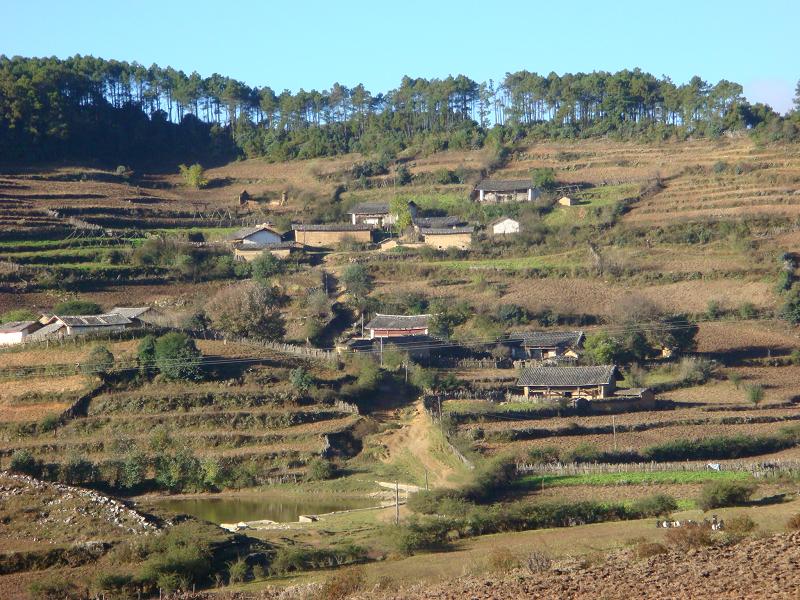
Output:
[{"left": 2, "top": 55, "right": 798, "bottom": 165}]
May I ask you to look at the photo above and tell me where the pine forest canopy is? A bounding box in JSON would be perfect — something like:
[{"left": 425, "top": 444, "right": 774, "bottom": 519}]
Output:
[{"left": 1, "top": 55, "right": 798, "bottom": 165}]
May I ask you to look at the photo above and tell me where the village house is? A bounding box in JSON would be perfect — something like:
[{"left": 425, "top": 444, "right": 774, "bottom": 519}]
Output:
[
  {"left": 474, "top": 179, "right": 541, "bottom": 203},
  {"left": 27, "top": 313, "right": 133, "bottom": 342},
  {"left": 345, "top": 334, "right": 436, "bottom": 360},
  {"left": 365, "top": 314, "right": 431, "bottom": 338},
  {"left": 0, "top": 321, "right": 41, "bottom": 345},
  {"left": 412, "top": 215, "right": 466, "bottom": 233},
  {"left": 515, "top": 364, "right": 654, "bottom": 409},
  {"left": 516, "top": 364, "right": 620, "bottom": 400},
  {"left": 348, "top": 201, "right": 397, "bottom": 228},
  {"left": 489, "top": 216, "right": 521, "bottom": 235},
  {"left": 420, "top": 226, "right": 473, "bottom": 250},
  {"left": 226, "top": 224, "right": 282, "bottom": 246},
  {"left": 508, "top": 330, "right": 584, "bottom": 360},
  {"left": 292, "top": 223, "right": 373, "bottom": 247}
]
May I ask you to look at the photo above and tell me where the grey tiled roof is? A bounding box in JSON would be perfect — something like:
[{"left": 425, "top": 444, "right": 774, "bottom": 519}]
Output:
[
  {"left": 292, "top": 223, "right": 373, "bottom": 231},
  {"left": 0, "top": 320, "right": 37, "bottom": 333},
  {"left": 516, "top": 365, "right": 617, "bottom": 387},
  {"left": 365, "top": 314, "right": 431, "bottom": 330},
  {"left": 25, "top": 321, "right": 65, "bottom": 341},
  {"left": 227, "top": 225, "right": 279, "bottom": 240},
  {"left": 349, "top": 201, "right": 390, "bottom": 215},
  {"left": 57, "top": 314, "right": 132, "bottom": 327},
  {"left": 413, "top": 216, "right": 466, "bottom": 228},
  {"left": 420, "top": 226, "right": 473, "bottom": 235},
  {"left": 110, "top": 307, "right": 151, "bottom": 319},
  {"left": 475, "top": 179, "right": 534, "bottom": 192},
  {"left": 510, "top": 331, "right": 584, "bottom": 349},
  {"left": 234, "top": 241, "right": 297, "bottom": 250}
]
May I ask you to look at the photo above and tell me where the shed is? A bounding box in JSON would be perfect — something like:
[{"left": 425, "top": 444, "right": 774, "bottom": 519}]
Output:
[
  {"left": 348, "top": 201, "right": 396, "bottom": 228},
  {"left": 558, "top": 196, "right": 575, "bottom": 206},
  {"left": 474, "top": 179, "right": 541, "bottom": 203},
  {"left": 365, "top": 314, "right": 431, "bottom": 338},
  {"left": 0, "top": 321, "right": 41, "bottom": 346},
  {"left": 516, "top": 364, "right": 621, "bottom": 399},
  {"left": 227, "top": 224, "right": 282, "bottom": 247},
  {"left": 489, "top": 216, "right": 520, "bottom": 235},
  {"left": 509, "top": 330, "right": 584, "bottom": 360}
]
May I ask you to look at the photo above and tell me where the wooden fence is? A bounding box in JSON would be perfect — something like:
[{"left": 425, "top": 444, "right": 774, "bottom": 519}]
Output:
[{"left": 515, "top": 460, "right": 800, "bottom": 477}]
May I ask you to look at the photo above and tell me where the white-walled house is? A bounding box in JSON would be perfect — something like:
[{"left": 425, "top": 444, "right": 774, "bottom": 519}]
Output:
[
  {"left": 489, "top": 216, "right": 521, "bottom": 235},
  {"left": 0, "top": 321, "right": 41, "bottom": 345},
  {"left": 227, "top": 224, "right": 282, "bottom": 246}
]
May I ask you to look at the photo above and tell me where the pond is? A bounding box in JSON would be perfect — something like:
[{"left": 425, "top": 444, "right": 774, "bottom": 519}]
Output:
[{"left": 149, "top": 495, "right": 376, "bottom": 524}]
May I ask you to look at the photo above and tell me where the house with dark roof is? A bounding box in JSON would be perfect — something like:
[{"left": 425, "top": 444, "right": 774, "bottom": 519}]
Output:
[
  {"left": 365, "top": 314, "right": 431, "bottom": 339},
  {"left": 508, "top": 331, "right": 584, "bottom": 360},
  {"left": 516, "top": 364, "right": 621, "bottom": 400},
  {"left": 226, "top": 224, "right": 282, "bottom": 247},
  {"left": 474, "top": 179, "right": 541, "bottom": 203},
  {"left": 348, "top": 201, "right": 397, "bottom": 228},
  {"left": 412, "top": 215, "right": 467, "bottom": 230},
  {"left": 0, "top": 320, "right": 41, "bottom": 345},
  {"left": 110, "top": 307, "right": 166, "bottom": 327},
  {"left": 37, "top": 314, "right": 133, "bottom": 338},
  {"left": 292, "top": 223, "right": 373, "bottom": 247},
  {"left": 344, "top": 333, "right": 440, "bottom": 360}
]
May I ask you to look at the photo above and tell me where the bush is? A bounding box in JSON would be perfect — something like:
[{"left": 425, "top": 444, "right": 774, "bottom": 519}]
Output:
[
  {"left": 630, "top": 494, "right": 678, "bottom": 517},
  {"left": 206, "top": 281, "right": 286, "bottom": 341},
  {"left": 29, "top": 577, "right": 85, "bottom": 600},
  {"left": 251, "top": 251, "right": 283, "bottom": 283},
  {"left": 81, "top": 345, "right": 114, "bottom": 378},
  {"left": 745, "top": 383, "right": 765, "bottom": 406},
  {"left": 786, "top": 513, "right": 800, "bottom": 530},
  {"left": 290, "top": 367, "right": 313, "bottom": 393},
  {"left": 53, "top": 299, "right": 101, "bottom": 315},
  {"left": 698, "top": 481, "right": 757, "bottom": 511},
  {"left": 340, "top": 264, "right": 372, "bottom": 299},
  {"left": 635, "top": 540, "right": 668, "bottom": 558},
  {"left": 10, "top": 449, "right": 42, "bottom": 477},
  {"left": 270, "top": 545, "right": 366, "bottom": 574},
  {"left": 318, "top": 567, "right": 365, "bottom": 600},
  {"left": 0, "top": 308, "right": 37, "bottom": 323},
  {"left": 395, "top": 518, "right": 455, "bottom": 555},
  {"left": 725, "top": 514, "right": 756, "bottom": 537},
  {"left": 227, "top": 557, "right": 249, "bottom": 584},
  {"left": 154, "top": 332, "right": 202, "bottom": 380},
  {"left": 137, "top": 335, "right": 156, "bottom": 374},
  {"left": 664, "top": 525, "right": 712, "bottom": 550},
  {"left": 306, "top": 457, "right": 335, "bottom": 481},
  {"left": 178, "top": 163, "right": 208, "bottom": 189}
]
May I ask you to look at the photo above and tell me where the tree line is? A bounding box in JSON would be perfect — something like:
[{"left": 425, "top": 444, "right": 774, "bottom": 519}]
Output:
[{"left": 1, "top": 54, "right": 798, "bottom": 165}]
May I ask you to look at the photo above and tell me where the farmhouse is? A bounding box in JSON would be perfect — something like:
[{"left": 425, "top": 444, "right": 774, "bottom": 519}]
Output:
[
  {"left": 489, "top": 216, "right": 520, "bottom": 235},
  {"left": 226, "top": 224, "right": 282, "bottom": 246},
  {"left": 509, "top": 330, "right": 584, "bottom": 360},
  {"left": 345, "top": 334, "right": 437, "bottom": 360},
  {"left": 412, "top": 215, "right": 467, "bottom": 230},
  {"left": 348, "top": 201, "right": 397, "bottom": 228},
  {"left": 233, "top": 242, "right": 300, "bottom": 261},
  {"left": 474, "top": 179, "right": 541, "bottom": 203},
  {"left": 38, "top": 314, "right": 132, "bottom": 338},
  {"left": 420, "top": 226, "right": 473, "bottom": 250},
  {"left": 0, "top": 321, "right": 41, "bottom": 346},
  {"left": 365, "top": 314, "right": 431, "bottom": 338},
  {"left": 292, "top": 224, "right": 373, "bottom": 247},
  {"left": 110, "top": 306, "right": 165, "bottom": 327},
  {"left": 516, "top": 364, "right": 620, "bottom": 400}
]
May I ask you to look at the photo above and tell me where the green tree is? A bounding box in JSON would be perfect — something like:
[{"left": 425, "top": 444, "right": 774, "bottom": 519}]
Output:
[
  {"left": 120, "top": 451, "right": 148, "bottom": 490},
  {"left": 781, "top": 284, "right": 800, "bottom": 325},
  {"left": 532, "top": 167, "right": 557, "bottom": 191},
  {"left": 137, "top": 335, "right": 156, "bottom": 374},
  {"left": 10, "top": 449, "right": 42, "bottom": 477},
  {"left": 390, "top": 196, "right": 413, "bottom": 233},
  {"left": 251, "top": 251, "right": 283, "bottom": 284},
  {"left": 155, "top": 447, "right": 202, "bottom": 492},
  {"left": 645, "top": 315, "right": 698, "bottom": 355},
  {"left": 206, "top": 282, "right": 286, "bottom": 341},
  {"left": 583, "top": 332, "right": 624, "bottom": 364},
  {"left": 289, "top": 367, "right": 313, "bottom": 392},
  {"left": 154, "top": 332, "right": 202, "bottom": 380},
  {"left": 340, "top": 264, "right": 373, "bottom": 299},
  {"left": 178, "top": 163, "right": 208, "bottom": 189},
  {"left": 306, "top": 457, "right": 335, "bottom": 481},
  {"left": 82, "top": 345, "right": 115, "bottom": 378},
  {"left": 53, "top": 299, "right": 102, "bottom": 315}
]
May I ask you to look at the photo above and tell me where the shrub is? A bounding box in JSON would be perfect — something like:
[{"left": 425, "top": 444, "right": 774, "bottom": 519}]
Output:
[
  {"left": 306, "top": 457, "right": 335, "bottom": 481},
  {"left": 395, "top": 519, "right": 454, "bottom": 555},
  {"left": 137, "top": 335, "right": 156, "bottom": 373},
  {"left": 206, "top": 281, "right": 286, "bottom": 341},
  {"left": 251, "top": 252, "right": 283, "bottom": 283},
  {"left": 532, "top": 167, "right": 557, "bottom": 190},
  {"left": 53, "top": 299, "right": 101, "bottom": 315},
  {"left": 698, "top": 481, "right": 757, "bottom": 511},
  {"left": 29, "top": 577, "right": 85, "bottom": 600},
  {"left": 154, "top": 332, "right": 202, "bottom": 380},
  {"left": 93, "top": 572, "right": 134, "bottom": 596},
  {"left": 524, "top": 550, "right": 552, "bottom": 573},
  {"left": 271, "top": 545, "right": 366, "bottom": 574},
  {"left": 178, "top": 163, "right": 208, "bottom": 189},
  {"left": 82, "top": 345, "right": 114, "bottom": 378},
  {"left": 318, "top": 566, "right": 365, "bottom": 600},
  {"left": 60, "top": 455, "right": 96, "bottom": 485},
  {"left": 340, "top": 264, "right": 372, "bottom": 299},
  {"left": 728, "top": 371, "right": 743, "bottom": 389},
  {"left": 635, "top": 541, "right": 668, "bottom": 558},
  {"left": 10, "top": 449, "right": 42, "bottom": 477},
  {"left": 39, "top": 414, "right": 60, "bottom": 433},
  {"left": 631, "top": 494, "right": 678, "bottom": 517},
  {"left": 487, "top": 547, "right": 518, "bottom": 573},
  {"left": 290, "top": 367, "right": 313, "bottom": 393},
  {"left": 227, "top": 557, "right": 249, "bottom": 584},
  {"left": 745, "top": 384, "right": 765, "bottom": 406},
  {"left": 725, "top": 514, "right": 756, "bottom": 537},
  {"left": 786, "top": 513, "right": 800, "bottom": 530},
  {"left": 664, "top": 525, "right": 712, "bottom": 550},
  {"left": 0, "top": 308, "right": 37, "bottom": 323}
]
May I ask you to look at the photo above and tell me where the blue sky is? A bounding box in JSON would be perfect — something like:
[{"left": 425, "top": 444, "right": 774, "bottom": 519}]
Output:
[{"left": 5, "top": 0, "right": 798, "bottom": 113}]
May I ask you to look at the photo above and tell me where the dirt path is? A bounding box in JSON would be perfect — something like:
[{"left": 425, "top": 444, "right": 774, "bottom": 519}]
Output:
[{"left": 377, "top": 399, "right": 461, "bottom": 489}]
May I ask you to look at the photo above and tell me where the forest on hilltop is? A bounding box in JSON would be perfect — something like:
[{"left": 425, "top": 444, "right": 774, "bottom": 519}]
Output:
[{"left": 1, "top": 55, "right": 799, "bottom": 166}]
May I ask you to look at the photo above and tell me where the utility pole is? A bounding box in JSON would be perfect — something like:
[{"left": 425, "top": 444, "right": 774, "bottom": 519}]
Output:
[
  {"left": 404, "top": 361, "right": 408, "bottom": 383},
  {"left": 395, "top": 480, "right": 400, "bottom": 525},
  {"left": 380, "top": 336, "right": 384, "bottom": 367},
  {"left": 612, "top": 415, "right": 617, "bottom": 451},
  {"left": 360, "top": 313, "right": 364, "bottom": 337}
]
